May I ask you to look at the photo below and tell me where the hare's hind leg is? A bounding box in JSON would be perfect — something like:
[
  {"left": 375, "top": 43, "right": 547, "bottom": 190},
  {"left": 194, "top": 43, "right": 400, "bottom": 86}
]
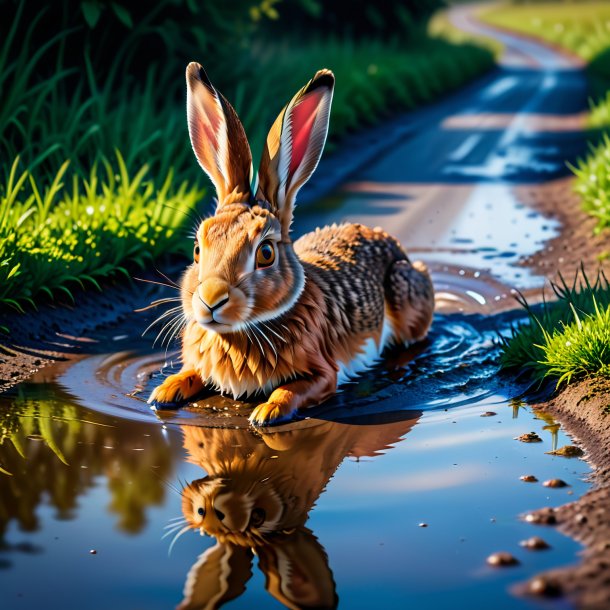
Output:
[
  {"left": 148, "top": 369, "right": 205, "bottom": 406},
  {"left": 385, "top": 259, "right": 434, "bottom": 343}
]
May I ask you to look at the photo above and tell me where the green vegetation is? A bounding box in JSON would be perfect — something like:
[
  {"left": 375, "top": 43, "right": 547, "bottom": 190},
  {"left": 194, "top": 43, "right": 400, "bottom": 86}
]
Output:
[
  {"left": 570, "top": 133, "right": 610, "bottom": 233},
  {"left": 0, "top": 0, "right": 494, "bottom": 314},
  {"left": 500, "top": 270, "right": 610, "bottom": 386},
  {"left": 0, "top": 154, "right": 203, "bottom": 311}
]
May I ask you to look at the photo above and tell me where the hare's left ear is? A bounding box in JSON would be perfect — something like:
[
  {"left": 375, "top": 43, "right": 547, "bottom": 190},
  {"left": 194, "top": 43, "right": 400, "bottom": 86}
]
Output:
[
  {"left": 186, "top": 62, "right": 253, "bottom": 207},
  {"left": 257, "top": 69, "right": 334, "bottom": 236}
]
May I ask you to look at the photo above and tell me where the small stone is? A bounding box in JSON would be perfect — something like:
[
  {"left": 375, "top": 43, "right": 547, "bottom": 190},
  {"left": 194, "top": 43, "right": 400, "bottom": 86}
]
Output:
[
  {"left": 529, "top": 577, "right": 562, "bottom": 597},
  {"left": 520, "top": 474, "right": 538, "bottom": 482},
  {"left": 487, "top": 551, "right": 520, "bottom": 567},
  {"left": 524, "top": 508, "right": 557, "bottom": 525},
  {"left": 543, "top": 479, "right": 569, "bottom": 488},
  {"left": 575, "top": 513, "right": 588, "bottom": 525},
  {"left": 418, "top": 523, "right": 428, "bottom": 528},
  {"left": 514, "top": 431, "right": 542, "bottom": 443},
  {"left": 546, "top": 445, "right": 584, "bottom": 458},
  {"left": 520, "top": 536, "right": 550, "bottom": 550},
  {"left": 89, "top": 549, "right": 97, "bottom": 555},
  {"left": 481, "top": 411, "right": 497, "bottom": 417}
]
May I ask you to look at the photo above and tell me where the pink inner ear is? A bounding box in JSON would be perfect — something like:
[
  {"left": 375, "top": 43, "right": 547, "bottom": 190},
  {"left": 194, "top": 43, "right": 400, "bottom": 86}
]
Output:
[{"left": 289, "top": 90, "right": 324, "bottom": 177}]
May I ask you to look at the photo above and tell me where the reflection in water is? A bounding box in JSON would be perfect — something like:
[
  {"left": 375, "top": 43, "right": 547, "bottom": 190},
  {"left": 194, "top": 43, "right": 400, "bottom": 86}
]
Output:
[
  {"left": 175, "top": 416, "right": 420, "bottom": 610},
  {"left": 0, "top": 383, "right": 174, "bottom": 565}
]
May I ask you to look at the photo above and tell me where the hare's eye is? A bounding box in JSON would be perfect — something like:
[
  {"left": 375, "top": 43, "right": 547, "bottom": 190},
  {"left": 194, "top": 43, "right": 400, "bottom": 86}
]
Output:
[
  {"left": 197, "top": 507, "right": 205, "bottom": 517},
  {"left": 194, "top": 243, "right": 200, "bottom": 263},
  {"left": 255, "top": 240, "right": 275, "bottom": 269},
  {"left": 250, "top": 507, "right": 266, "bottom": 528}
]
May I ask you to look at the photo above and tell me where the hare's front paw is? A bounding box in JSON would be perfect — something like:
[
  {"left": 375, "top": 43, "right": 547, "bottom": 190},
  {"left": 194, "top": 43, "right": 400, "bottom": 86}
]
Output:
[
  {"left": 148, "top": 370, "right": 203, "bottom": 407},
  {"left": 249, "top": 401, "right": 296, "bottom": 426}
]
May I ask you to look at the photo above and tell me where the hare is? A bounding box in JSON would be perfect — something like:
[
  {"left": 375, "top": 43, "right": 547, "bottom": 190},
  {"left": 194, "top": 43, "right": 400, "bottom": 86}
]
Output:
[
  {"left": 148, "top": 62, "right": 434, "bottom": 425},
  {"left": 174, "top": 415, "right": 420, "bottom": 609}
]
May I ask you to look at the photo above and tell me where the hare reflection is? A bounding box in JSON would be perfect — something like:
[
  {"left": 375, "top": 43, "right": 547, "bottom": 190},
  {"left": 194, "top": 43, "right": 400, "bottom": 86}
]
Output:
[{"left": 176, "top": 414, "right": 421, "bottom": 610}]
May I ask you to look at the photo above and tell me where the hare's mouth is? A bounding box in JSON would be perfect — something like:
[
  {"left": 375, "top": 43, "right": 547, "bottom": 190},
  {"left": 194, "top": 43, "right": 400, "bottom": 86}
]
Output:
[{"left": 199, "top": 320, "right": 235, "bottom": 334}]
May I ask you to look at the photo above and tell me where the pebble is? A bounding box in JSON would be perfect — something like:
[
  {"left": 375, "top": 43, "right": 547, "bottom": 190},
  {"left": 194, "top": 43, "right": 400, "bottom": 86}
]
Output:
[
  {"left": 529, "top": 577, "right": 562, "bottom": 597},
  {"left": 487, "top": 552, "right": 520, "bottom": 567},
  {"left": 520, "top": 536, "right": 550, "bottom": 550},
  {"left": 524, "top": 508, "right": 557, "bottom": 525},
  {"left": 480, "top": 411, "right": 497, "bottom": 417},
  {"left": 514, "top": 431, "right": 542, "bottom": 443},
  {"left": 89, "top": 549, "right": 97, "bottom": 555},
  {"left": 418, "top": 523, "right": 428, "bottom": 528},
  {"left": 520, "top": 474, "right": 538, "bottom": 483},
  {"left": 543, "top": 479, "right": 569, "bottom": 488}
]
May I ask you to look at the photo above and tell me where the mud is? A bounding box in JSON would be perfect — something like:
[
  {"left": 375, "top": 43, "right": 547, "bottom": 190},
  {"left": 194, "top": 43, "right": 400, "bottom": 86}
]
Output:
[
  {"left": 515, "top": 178, "right": 609, "bottom": 286},
  {"left": 0, "top": 273, "right": 163, "bottom": 392},
  {"left": 521, "top": 379, "right": 610, "bottom": 609}
]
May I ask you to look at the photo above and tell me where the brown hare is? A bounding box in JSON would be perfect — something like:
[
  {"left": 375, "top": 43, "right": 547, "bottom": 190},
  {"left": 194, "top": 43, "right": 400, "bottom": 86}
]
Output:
[
  {"left": 148, "top": 62, "right": 434, "bottom": 425},
  {"left": 174, "top": 415, "right": 420, "bottom": 609}
]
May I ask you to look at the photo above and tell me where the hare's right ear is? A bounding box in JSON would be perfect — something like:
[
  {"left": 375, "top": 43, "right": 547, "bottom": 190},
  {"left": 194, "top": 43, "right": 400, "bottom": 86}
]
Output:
[
  {"left": 177, "top": 542, "right": 253, "bottom": 610},
  {"left": 257, "top": 527, "right": 338, "bottom": 609},
  {"left": 186, "top": 62, "right": 253, "bottom": 207},
  {"left": 257, "top": 70, "right": 334, "bottom": 236}
]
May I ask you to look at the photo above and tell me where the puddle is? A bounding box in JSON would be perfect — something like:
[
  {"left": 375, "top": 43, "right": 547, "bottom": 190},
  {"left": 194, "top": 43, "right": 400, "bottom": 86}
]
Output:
[
  {"left": 0, "top": 303, "right": 591, "bottom": 609},
  {"left": 299, "top": 183, "right": 560, "bottom": 291}
]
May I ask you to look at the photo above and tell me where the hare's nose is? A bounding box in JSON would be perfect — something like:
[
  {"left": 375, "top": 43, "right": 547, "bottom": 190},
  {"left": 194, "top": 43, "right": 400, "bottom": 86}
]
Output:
[{"left": 199, "top": 278, "right": 229, "bottom": 311}]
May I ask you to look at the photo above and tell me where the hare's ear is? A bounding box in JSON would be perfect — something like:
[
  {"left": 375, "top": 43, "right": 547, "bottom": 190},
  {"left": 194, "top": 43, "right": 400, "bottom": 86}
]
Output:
[
  {"left": 177, "top": 542, "right": 253, "bottom": 610},
  {"left": 257, "top": 527, "right": 338, "bottom": 610},
  {"left": 186, "top": 62, "right": 253, "bottom": 207},
  {"left": 258, "top": 69, "right": 334, "bottom": 235}
]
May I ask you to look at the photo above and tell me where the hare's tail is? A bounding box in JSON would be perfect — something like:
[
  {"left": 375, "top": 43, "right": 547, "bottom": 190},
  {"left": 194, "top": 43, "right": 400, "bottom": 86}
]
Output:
[{"left": 385, "top": 259, "right": 434, "bottom": 344}]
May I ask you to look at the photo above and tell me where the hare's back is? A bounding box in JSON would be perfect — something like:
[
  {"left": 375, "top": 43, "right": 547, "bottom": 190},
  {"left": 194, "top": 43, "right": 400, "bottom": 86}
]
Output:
[
  {"left": 294, "top": 222, "right": 407, "bottom": 273},
  {"left": 294, "top": 223, "right": 408, "bottom": 336}
]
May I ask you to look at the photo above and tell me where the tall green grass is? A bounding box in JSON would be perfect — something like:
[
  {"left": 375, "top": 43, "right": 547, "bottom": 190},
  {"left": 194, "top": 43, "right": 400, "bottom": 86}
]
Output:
[
  {"left": 0, "top": 153, "right": 203, "bottom": 311},
  {"left": 500, "top": 270, "right": 610, "bottom": 386},
  {"left": 570, "top": 133, "right": 610, "bottom": 233}
]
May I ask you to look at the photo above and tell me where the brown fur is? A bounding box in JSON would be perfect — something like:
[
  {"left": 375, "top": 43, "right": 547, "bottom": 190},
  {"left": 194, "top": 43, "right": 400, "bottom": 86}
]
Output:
[{"left": 148, "top": 65, "right": 435, "bottom": 424}]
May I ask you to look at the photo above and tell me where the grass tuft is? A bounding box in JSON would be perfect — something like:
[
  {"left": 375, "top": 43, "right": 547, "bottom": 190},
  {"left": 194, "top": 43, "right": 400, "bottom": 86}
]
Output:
[
  {"left": 500, "top": 269, "right": 610, "bottom": 386},
  {"left": 570, "top": 133, "right": 610, "bottom": 233},
  {"left": 0, "top": 152, "right": 204, "bottom": 312}
]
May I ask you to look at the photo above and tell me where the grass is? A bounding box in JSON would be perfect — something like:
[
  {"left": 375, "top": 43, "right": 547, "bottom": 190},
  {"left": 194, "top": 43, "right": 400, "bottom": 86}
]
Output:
[
  {"left": 0, "top": 153, "right": 203, "bottom": 312},
  {"left": 0, "top": 4, "right": 494, "bottom": 315},
  {"left": 570, "top": 133, "right": 610, "bottom": 233},
  {"left": 500, "top": 269, "right": 610, "bottom": 387}
]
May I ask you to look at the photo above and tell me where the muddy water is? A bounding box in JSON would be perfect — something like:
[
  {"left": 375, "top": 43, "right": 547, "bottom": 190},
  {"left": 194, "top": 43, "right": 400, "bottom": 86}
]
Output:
[{"left": 0, "top": 294, "right": 591, "bottom": 610}]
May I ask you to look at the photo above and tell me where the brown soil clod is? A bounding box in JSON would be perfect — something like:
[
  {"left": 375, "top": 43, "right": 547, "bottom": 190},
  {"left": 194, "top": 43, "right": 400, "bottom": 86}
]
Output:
[
  {"left": 524, "top": 508, "right": 557, "bottom": 525},
  {"left": 528, "top": 576, "right": 563, "bottom": 598},
  {"left": 546, "top": 444, "right": 584, "bottom": 457},
  {"left": 514, "top": 431, "right": 543, "bottom": 443},
  {"left": 487, "top": 551, "right": 520, "bottom": 567},
  {"left": 520, "top": 474, "right": 538, "bottom": 482},
  {"left": 543, "top": 478, "right": 569, "bottom": 489},
  {"left": 520, "top": 536, "right": 551, "bottom": 551}
]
